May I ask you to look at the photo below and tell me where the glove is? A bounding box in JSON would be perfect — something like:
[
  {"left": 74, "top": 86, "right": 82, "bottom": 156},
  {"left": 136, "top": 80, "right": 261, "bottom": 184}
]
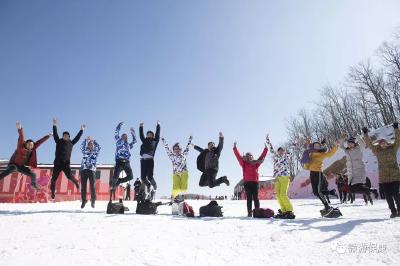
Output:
[
  {"left": 321, "top": 139, "right": 326, "bottom": 145},
  {"left": 393, "top": 122, "right": 399, "bottom": 129},
  {"left": 362, "top": 127, "right": 368, "bottom": 134}
]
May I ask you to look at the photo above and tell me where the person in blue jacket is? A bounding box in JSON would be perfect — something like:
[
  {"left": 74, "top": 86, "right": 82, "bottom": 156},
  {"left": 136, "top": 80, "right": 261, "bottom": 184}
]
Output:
[
  {"left": 80, "top": 136, "right": 101, "bottom": 208},
  {"left": 111, "top": 122, "right": 136, "bottom": 190}
]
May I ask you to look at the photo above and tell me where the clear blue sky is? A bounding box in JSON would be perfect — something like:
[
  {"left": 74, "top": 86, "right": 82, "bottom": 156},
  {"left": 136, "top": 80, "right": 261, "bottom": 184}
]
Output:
[{"left": 1, "top": 0, "right": 400, "bottom": 197}]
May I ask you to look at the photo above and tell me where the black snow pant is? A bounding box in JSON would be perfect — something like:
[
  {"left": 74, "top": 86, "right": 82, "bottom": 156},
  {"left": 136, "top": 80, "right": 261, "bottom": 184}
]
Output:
[
  {"left": 112, "top": 159, "right": 134, "bottom": 186},
  {"left": 80, "top": 169, "right": 96, "bottom": 203},
  {"left": 310, "top": 171, "right": 330, "bottom": 209},
  {"left": 379, "top": 183, "right": 386, "bottom": 199},
  {"left": 199, "top": 168, "right": 225, "bottom": 188},
  {"left": 381, "top": 181, "right": 400, "bottom": 215},
  {"left": 51, "top": 161, "right": 79, "bottom": 195},
  {"left": 244, "top": 181, "right": 260, "bottom": 213},
  {"left": 140, "top": 159, "right": 157, "bottom": 190},
  {"left": 350, "top": 183, "right": 374, "bottom": 204},
  {"left": 0, "top": 164, "right": 37, "bottom": 186}
]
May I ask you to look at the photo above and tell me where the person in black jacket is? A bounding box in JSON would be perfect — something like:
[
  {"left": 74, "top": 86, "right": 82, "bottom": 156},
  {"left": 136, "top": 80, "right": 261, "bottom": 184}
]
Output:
[
  {"left": 50, "top": 118, "right": 85, "bottom": 199},
  {"left": 133, "top": 178, "right": 142, "bottom": 201},
  {"left": 139, "top": 121, "right": 160, "bottom": 192},
  {"left": 193, "top": 132, "right": 229, "bottom": 188}
]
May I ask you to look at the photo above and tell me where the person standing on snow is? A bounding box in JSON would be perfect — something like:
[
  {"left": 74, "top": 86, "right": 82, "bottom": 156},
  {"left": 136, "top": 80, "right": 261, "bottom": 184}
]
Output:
[
  {"left": 111, "top": 122, "right": 136, "bottom": 190},
  {"left": 133, "top": 178, "right": 142, "bottom": 201},
  {"left": 303, "top": 139, "right": 339, "bottom": 213},
  {"left": 162, "top": 135, "right": 193, "bottom": 199},
  {"left": 193, "top": 132, "right": 230, "bottom": 188},
  {"left": 363, "top": 122, "right": 400, "bottom": 218},
  {"left": 0, "top": 122, "right": 51, "bottom": 189},
  {"left": 266, "top": 135, "right": 295, "bottom": 219},
  {"left": 51, "top": 118, "right": 85, "bottom": 199},
  {"left": 234, "top": 139, "right": 268, "bottom": 217},
  {"left": 339, "top": 133, "right": 378, "bottom": 205},
  {"left": 80, "top": 136, "right": 101, "bottom": 208}
]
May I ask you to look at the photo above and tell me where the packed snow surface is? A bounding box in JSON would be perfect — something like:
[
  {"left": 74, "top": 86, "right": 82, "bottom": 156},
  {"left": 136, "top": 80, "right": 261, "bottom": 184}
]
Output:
[{"left": 1, "top": 199, "right": 399, "bottom": 266}]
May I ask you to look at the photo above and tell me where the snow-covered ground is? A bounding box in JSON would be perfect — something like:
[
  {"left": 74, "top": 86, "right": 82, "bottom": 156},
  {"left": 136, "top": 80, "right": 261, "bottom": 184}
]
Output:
[{"left": 1, "top": 199, "right": 399, "bottom": 266}]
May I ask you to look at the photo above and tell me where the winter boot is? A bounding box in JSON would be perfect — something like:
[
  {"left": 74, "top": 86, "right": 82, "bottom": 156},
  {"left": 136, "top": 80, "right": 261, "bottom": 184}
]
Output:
[
  {"left": 247, "top": 210, "right": 252, "bottom": 217},
  {"left": 283, "top": 211, "right": 296, "bottom": 219},
  {"left": 81, "top": 200, "right": 87, "bottom": 209},
  {"left": 91, "top": 200, "right": 95, "bottom": 208}
]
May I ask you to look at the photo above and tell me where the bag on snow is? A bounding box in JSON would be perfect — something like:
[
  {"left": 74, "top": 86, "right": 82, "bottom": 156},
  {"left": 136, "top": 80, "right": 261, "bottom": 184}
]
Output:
[
  {"left": 136, "top": 201, "right": 161, "bottom": 215},
  {"left": 107, "top": 198, "right": 125, "bottom": 214},
  {"left": 199, "top": 200, "right": 223, "bottom": 217},
  {"left": 253, "top": 208, "right": 274, "bottom": 218},
  {"left": 172, "top": 201, "right": 195, "bottom": 217}
]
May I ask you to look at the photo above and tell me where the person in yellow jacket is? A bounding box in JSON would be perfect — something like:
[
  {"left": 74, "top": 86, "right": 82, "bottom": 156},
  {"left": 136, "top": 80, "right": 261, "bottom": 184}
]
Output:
[{"left": 303, "top": 140, "right": 339, "bottom": 211}]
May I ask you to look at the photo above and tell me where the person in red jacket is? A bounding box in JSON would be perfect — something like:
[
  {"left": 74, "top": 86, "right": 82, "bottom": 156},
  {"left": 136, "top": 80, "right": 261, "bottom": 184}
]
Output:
[
  {"left": 0, "top": 122, "right": 51, "bottom": 189},
  {"left": 233, "top": 141, "right": 268, "bottom": 217}
]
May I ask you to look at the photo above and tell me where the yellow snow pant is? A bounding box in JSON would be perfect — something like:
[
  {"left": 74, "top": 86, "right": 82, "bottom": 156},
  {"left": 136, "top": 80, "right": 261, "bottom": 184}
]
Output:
[
  {"left": 275, "top": 175, "right": 293, "bottom": 212},
  {"left": 172, "top": 171, "right": 189, "bottom": 198}
]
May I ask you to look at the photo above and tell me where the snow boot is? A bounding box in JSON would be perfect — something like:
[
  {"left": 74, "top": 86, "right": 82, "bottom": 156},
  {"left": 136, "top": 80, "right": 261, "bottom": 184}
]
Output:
[
  {"left": 247, "top": 210, "right": 252, "bottom": 217},
  {"left": 81, "top": 200, "right": 87, "bottom": 209},
  {"left": 91, "top": 200, "right": 95, "bottom": 208},
  {"left": 390, "top": 212, "right": 397, "bottom": 218},
  {"left": 283, "top": 211, "right": 296, "bottom": 219}
]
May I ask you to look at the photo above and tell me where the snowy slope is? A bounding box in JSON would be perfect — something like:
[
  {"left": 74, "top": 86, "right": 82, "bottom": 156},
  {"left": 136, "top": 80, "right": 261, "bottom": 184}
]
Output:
[{"left": 1, "top": 199, "right": 399, "bottom": 266}]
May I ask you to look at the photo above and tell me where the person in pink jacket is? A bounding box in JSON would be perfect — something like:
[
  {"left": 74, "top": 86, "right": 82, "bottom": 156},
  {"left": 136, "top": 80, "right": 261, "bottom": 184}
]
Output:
[{"left": 233, "top": 141, "right": 268, "bottom": 217}]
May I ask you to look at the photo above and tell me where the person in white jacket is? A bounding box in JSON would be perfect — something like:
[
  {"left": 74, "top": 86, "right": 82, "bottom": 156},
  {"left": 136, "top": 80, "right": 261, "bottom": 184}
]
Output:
[
  {"left": 162, "top": 136, "right": 193, "bottom": 199},
  {"left": 339, "top": 133, "right": 378, "bottom": 201}
]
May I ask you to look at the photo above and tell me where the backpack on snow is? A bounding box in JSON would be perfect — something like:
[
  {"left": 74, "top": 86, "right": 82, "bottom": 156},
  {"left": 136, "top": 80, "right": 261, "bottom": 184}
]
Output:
[
  {"left": 253, "top": 208, "right": 274, "bottom": 218},
  {"left": 172, "top": 201, "right": 195, "bottom": 217},
  {"left": 136, "top": 200, "right": 161, "bottom": 215},
  {"left": 107, "top": 198, "right": 125, "bottom": 214},
  {"left": 199, "top": 200, "right": 223, "bottom": 217}
]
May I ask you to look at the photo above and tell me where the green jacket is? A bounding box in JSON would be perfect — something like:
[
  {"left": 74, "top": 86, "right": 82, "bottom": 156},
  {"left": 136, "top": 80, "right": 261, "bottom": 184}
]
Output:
[{"left": 364, "top": 128, "right": 400, "bottom": 183}]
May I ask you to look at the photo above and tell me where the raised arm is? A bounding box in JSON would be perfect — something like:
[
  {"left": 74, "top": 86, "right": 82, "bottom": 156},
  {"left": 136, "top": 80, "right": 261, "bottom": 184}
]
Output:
[
  {"left": 93, "top": 140, "right": 101, "bottom": 154},
  {"left": 162, "top": 138, "right": 173, "bottom": 158},
  {"left": 183, "top": 136, "right": 193, "bottom": 157},
  {"left": 139, "top": 123, "right": 145, "bottom": 142},
  {"left": 193, "top": 145, "right": 204, "bottom": 153},
  {"left": 362, "top": 127, "right": 377, "bottom": 154},
  {"left": 322, "top": 144, "right": 338, "bottom": 159},
  {"left": 257, "top": 146, "right": 268, "bottom": 162},
  {"left": 80, "top": 139, "right": 87, "bottom": 153},
  {"left": 129, "top": 127, "right": 137, "bottom": 149},
  {"left": 53, "top": 125, "right": 59, "bottom": 142},
  {"left": 34, "top": 134, "right": 50, "bottom": 149},
  {"left": 72, "top": 125, "right": 84, "bottom": 145},
  {"left": 16, "top": 122, "right": 25, "bottom": 148},
  {"left": 265, "top": 135, "right": 276, "bottom": 156},
  {"left": 215, "top": 132, "right": 224, "bottom": 156},
  {"left": 233, "top": 144, "right": 244, "bottom": 167},
  {"left": 114, "top": 122, "right": 123, "bottom": 141},
  {"left": 155, "top": 121, "right": 160, "bottom": 142}
]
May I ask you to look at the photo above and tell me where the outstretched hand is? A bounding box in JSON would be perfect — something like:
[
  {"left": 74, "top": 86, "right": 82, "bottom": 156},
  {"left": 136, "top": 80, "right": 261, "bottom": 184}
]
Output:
[
  {"left": 157, "top": 120, "right": 160, "bottom": 126},
  {"left": 16, "top": 121, "right": 22, "bottom": 130},
  {"left": 140, "top": 122, "right": 144, "bottom": 127},
  {"left": 233, "top": 141, "right": 237, "bottom": 147},
  {"left": 52, "top": 117, "right": 57, "bottom": 125},
  {"left": 219, "top": 132, "right": 224, "bottom": 138},
  {"left": 81, "top": 124, "right": 86, "bottom": 131}
]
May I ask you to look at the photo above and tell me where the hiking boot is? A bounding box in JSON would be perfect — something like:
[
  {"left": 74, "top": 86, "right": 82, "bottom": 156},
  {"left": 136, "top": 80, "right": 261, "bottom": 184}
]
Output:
[
  {"left": 221, "top": 176, "right": 230, "bottom": 186},
  {"left": 248, "top": 210, "right": 252, "bottom": 217},
  {"left": 91, "top": 200, "right": 95, "bottom": 208},
  {"left": 283, "top": 211, "right": 296, "bottom": 219},
  {"left": 81, "top": 200, "right": 87, "bottom": 209}
]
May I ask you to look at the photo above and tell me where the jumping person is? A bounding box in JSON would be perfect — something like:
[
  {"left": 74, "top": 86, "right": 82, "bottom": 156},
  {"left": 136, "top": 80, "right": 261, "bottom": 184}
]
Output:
[
  {"left": 139, "top": 121, "right": 161, "bottom": 197},
  {"left": 51, "top": 118, "right": 85, "bottom": 199},
  {"left": 194, "top": 132, "right": 230, "bottom": 188},
  {"left": 233, "top": 140, "right": 268, "bottom": 217},
  {"left": 80, "top": 136, "right": 101, "bottom": 208},
  {"left": 0, "top": 122, "right": 51, "bottom": 189},
  {"left": 363, "top": 122, "right": 400, "bottom": 218},
  {"left": 339, "top": 133, "right": 378, "bottom": 205},
  {"left": 266, "top": 135, "right": 295, "bottom": 219},
  {"left": 162, "top": 136, "right": 193, "bottom": 199},
  {"left": 303, "top": 139, "right": 339, "bottom": 213},
  {"left": 111, "top": 122, "right": 136, "bottom": 190}
]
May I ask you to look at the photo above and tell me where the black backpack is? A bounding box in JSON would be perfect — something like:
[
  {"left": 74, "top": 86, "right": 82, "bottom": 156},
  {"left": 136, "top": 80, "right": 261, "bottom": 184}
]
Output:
[
  {"left": 107, "top": 198, "right": 125, "bottom": 214},
  {"left": 136, "top": 201, "right": 161, "bottom": 215},
  {"left": 199, "top": 201, "right": 223, "bottom": 217}
]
